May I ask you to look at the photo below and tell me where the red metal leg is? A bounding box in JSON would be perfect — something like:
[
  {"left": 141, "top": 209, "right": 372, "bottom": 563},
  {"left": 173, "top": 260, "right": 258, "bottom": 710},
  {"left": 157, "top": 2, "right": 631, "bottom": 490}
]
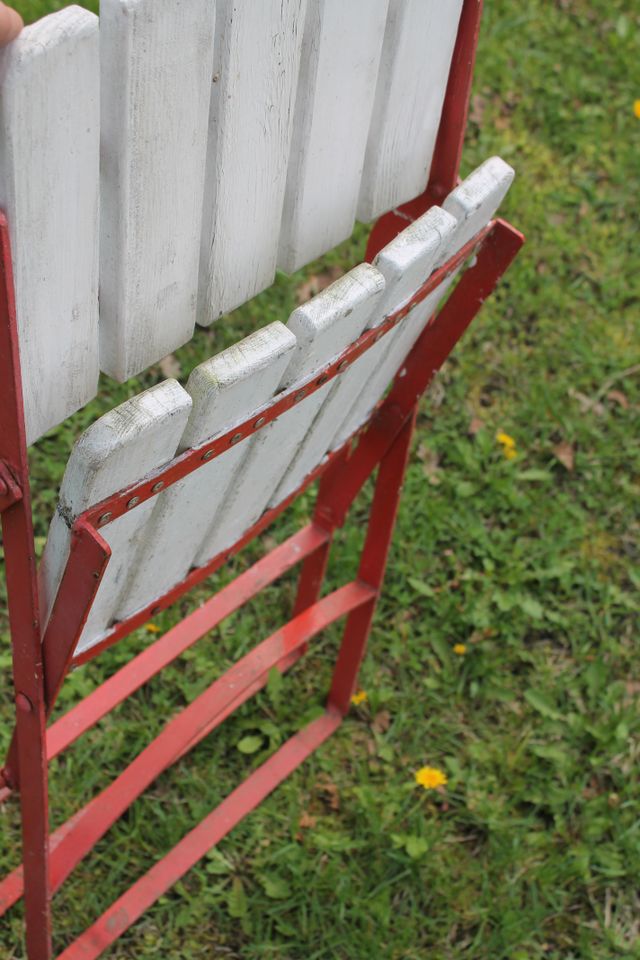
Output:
[
  {"left": 329, "top": 408, "right": 417, "bottom": 715},
  {"left": 0, "top": 216, "right": 53, "bottom": 958}
]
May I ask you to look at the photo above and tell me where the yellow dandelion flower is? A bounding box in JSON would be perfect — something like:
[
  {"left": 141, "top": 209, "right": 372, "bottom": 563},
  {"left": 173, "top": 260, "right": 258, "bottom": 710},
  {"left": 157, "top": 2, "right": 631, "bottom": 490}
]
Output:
[
  {"left": 415, "top": 766, "right": 448, "bottom": 790},
  {"left": 496, "top": 430, "right": 517, "bottom": 460},
  {"left": 634, "top": 100, "right": 640, "bottom": 120},
  {"left": 351, "top": 690, "right": 368, "bottom": 706},
  {"left": 453, "top": 643, "right": 467, "bottom": 656},
  {"left": 145, "top": 623, "right": 162, "bottom": 634}
]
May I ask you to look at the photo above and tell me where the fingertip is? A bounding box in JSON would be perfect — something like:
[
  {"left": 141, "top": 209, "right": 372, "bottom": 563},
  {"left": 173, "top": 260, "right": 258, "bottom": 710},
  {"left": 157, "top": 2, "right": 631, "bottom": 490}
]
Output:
[{"left": 0, "top": 4, "right": 24, "bottom": 47}]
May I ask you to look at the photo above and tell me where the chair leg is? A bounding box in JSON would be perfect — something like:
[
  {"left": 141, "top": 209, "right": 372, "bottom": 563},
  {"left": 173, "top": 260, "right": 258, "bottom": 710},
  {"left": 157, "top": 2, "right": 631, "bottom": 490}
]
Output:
[{"left": 328, "top": 407, "right": 417, "bottom": 715}]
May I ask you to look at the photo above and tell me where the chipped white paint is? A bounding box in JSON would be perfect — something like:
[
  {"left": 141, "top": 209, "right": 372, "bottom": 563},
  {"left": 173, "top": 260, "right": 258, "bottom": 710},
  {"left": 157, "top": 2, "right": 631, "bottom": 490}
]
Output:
[
  {"left": 357, "top": 0, "right": 463, "bottom": 223},
  {"left": 99, "top": 0, "right": 216, "bottom": 381},
  {"left": 442, "top": 155, "right": 515, "bottom": 250},
  {"left": 0, "top": 7, "right": 99, "bottom": 445},
  {"left": 117, "top": 323, "right": 297, "bottom": 618},
  {"left": 39, "top": 380, "right": 192, "bottom": 657},
  {"left": 197, "top": 0, "right": 306, "bottom": 325},
  {"left": 271, "top": 265, "right": 387, "bottom": 503},
  {"left": 325, "top": 205, "right": 456, "bottom": 452},
  {"left": 277, "top": 0, "right": 388, "bottom": 273},
  {"left": 333, "top": 157, "right": 515, "bottom": 443},
  {"left": 195, "top": 264, "right": 385, "bottom": 563}
]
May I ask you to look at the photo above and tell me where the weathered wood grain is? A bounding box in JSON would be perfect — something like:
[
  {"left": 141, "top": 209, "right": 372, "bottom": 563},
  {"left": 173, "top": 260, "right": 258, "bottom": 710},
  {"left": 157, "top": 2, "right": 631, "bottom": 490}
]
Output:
[
  {"left": 39, "top": 380, "right": 192, "bottom": 657},
  {"left": 197, "top": 0, "right": 306, "bottom": 325},
  {"left": 194, "top": 263, "right": 385, "bottom": 562},
  {"left": 357, "top": 0, "right": 464, "bottom": 222},
  {"left": 99, "top": 0, "right": 216, "bottom": 381},
  {"left": 117, "top": 323, "right": 297, "bottom": 618},
  {"left": 0, "top": 7, "right": 99, "bottom": 445},
  {"left": 334, "top": 156, "right": 515, "bottom": 444},
  {"left": 277, "top": 0, "right": 388, "bottom": 273}
]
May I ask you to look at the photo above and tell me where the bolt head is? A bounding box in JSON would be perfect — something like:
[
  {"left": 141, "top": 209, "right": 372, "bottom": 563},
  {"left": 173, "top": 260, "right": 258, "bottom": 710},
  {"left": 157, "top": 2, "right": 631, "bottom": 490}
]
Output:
[
  {"left": 253, "top": 416, "right": 266, "bottom": 429},
  {"left": 98, "top": 512, "right": 112, "bottom": 526},
  {"left": 229, "top": 432, "right": 243, "bottom": 445},
  {"left": 15, "top": 693, "right": 32, "bottom": 713},
  {"left": 127, "top": 496, "right": 141, "bottom": 510},
  {"left": 295, "top": 389, "right": 306, "bottom": 402},
  {"left": 151, "top": 481, "right": 165, "bottom": 493},
  {"left": 337, "top": 360, "right": 349, "bottom": 372},
  {"left": 202, "top": 449, "right": 214, "bottom": 461}
]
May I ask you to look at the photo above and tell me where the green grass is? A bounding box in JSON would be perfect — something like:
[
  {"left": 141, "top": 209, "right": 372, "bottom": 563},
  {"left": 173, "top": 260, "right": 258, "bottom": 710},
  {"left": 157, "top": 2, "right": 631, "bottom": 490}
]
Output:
[{"left": 1, "top": 1, "right": 639, "bottom": 957}]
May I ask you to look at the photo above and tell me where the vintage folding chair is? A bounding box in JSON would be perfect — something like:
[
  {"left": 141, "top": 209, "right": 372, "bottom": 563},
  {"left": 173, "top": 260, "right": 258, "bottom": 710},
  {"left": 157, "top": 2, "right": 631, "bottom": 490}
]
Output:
[{"left": 0, "top": 1, "right": 523, "bottom": 956}]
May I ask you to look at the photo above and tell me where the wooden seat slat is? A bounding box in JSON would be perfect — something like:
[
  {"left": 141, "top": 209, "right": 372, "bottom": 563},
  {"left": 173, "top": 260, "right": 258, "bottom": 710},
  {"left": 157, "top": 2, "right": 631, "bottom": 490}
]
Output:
[
  {"left": 39, "top": 380, "right": 192, "bottom": 658},
  {"left": 116, "top": 323, "right": 296, "bottom": 622}
]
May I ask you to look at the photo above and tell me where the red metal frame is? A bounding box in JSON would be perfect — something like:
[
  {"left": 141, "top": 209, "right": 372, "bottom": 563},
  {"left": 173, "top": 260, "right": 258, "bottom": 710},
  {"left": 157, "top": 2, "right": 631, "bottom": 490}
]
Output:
[{"left": 0, "top": 3, "right": 524, "bottom": 956}]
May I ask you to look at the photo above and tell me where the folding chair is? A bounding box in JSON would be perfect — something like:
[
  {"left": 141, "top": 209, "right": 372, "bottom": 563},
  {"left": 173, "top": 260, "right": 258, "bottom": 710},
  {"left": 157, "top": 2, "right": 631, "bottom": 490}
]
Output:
[{"left": 0, "top": 1, "right": 523, "bottom": 955}]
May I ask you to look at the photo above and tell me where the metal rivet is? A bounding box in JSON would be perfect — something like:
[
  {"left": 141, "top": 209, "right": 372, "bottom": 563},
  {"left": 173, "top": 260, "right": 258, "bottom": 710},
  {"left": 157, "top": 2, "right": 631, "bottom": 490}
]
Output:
[
  {"left": 15, "top": 693, "right": 32, "bottom": 714},
  {"left": 202, "top": 449, "right": 214, "bottom": 461},
  {"left": 229, "top": 433, "right": 243, "bottom": 445},
  {"left": 92, "top": 571, "right": 100, "bottom": 580},
  {"left": 295, "top": 389, "right": 306, "bottom": 402},
  {"left": 337, "top": 360, "right": 349, "bottom": 372},
  {"left": 374, "top": 331, "right": 384, "bottom": 342},
  {"left": 127, "top": 496, "right": 141, "bottom": 510},
  {"left": 253, "top": 416, "right": 266, "bottom": 429},
  {"left": 98, "top": 512, "right": 112, "bottom": 526},
  {"left": 316, "top": 373, "right": 329, "bottom": 386},
  {"left": 151, "top": 481, "right": 165, "bottom": 493}
]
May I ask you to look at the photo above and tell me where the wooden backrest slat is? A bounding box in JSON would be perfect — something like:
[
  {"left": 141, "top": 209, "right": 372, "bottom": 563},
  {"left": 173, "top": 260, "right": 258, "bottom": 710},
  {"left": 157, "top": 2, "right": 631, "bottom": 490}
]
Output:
[
  {"left": 196, "top": 0, "right": 306, "bottom": 325},
  {"left": 277, "top": 0, "right": 388, "bottom": 273},
  {"left": 0, "top": 7, "right": 99, "bottom": 445},
  {"left": 357, "top": 0, "right": 464, "bottom": 222},
  {"left": 99, "top": 0, "right": 216, "bottom": 381}
]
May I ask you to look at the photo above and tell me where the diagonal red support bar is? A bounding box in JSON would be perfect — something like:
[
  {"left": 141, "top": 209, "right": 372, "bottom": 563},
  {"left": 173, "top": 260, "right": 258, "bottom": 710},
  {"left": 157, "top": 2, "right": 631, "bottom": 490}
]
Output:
[
  {"left": 318, "top": 219, "right": 525, "bottom": 529},
  {"left": 46, "top": 523, "right": 329, "bottom": 762},
  {"left": 56, "top": 708, "right": 342, "bottom": 960},
  {"left": 0, "top": 582, "right": 373, "bottom": 918}
]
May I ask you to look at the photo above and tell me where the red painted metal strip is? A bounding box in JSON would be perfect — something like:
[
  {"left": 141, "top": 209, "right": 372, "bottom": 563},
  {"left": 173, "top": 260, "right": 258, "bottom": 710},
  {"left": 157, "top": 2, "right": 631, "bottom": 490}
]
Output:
[
  {"left": 56, "top": 708, "right": 342, "bottom": 960},
  {"left": 329, "top": 411, "right": 417, "bottom": 715},
  {"left": 316, "top": 219, "right": 525, "bottom": 529},
  {"left": 46, "top": 524, "right": 329, "bottom": 761},
  {"left": 0, "top": 583, "right": 372, "bottom": 917},
  {"left": 70, "top": 457, "right": 345, "bottom": 666},
  {"left": 0, "top": 213, "right": 53, "bottom": 956}
]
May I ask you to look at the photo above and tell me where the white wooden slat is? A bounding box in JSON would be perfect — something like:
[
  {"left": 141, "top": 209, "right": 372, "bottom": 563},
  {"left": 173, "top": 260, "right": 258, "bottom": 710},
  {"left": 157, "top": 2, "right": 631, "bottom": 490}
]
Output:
[
  {"left": 193, "top": 264, "right": 385, "bottom": 564},
  {"left": 197, "top": 0, "right": 307, "bottom": 326},
  {"left": 277, "top": 0, "right": 389, "bottom": 273},
  {"left": 0, "top": 7, "right": 99, "bottom": 446},
  {"left": 288, "top": 205, "right": 455, "bottom": 464},
  {"left": 442, "top": 155, "right": 516, "bottom": 250},
  {"left": 116, "top": 323, "right": 297, "bottom": 619},
  {"left": 357, "top": 0, "right": 464, "bottom": 223},
  {"left": 332, "top": 157, "right": 516, "bottom": 445},
  {"left": 39, "top": 380, "right": 192, "bottom": 657},
  {"left": 99, "top": 0, "right": 217, "bottom": 381}
]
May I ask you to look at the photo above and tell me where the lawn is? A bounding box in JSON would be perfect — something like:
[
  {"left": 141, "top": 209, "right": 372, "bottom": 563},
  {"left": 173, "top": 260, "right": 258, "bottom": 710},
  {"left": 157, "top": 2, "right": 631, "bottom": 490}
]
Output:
[{"left": 1, "top": 1, "right": 639, "bottom": 958}]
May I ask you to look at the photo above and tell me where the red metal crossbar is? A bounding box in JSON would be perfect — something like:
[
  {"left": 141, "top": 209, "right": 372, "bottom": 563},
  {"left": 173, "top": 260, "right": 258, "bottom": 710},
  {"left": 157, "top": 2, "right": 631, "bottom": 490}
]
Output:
[{"left": 0, "top": 3, "right": 526, "bottom": 956}]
